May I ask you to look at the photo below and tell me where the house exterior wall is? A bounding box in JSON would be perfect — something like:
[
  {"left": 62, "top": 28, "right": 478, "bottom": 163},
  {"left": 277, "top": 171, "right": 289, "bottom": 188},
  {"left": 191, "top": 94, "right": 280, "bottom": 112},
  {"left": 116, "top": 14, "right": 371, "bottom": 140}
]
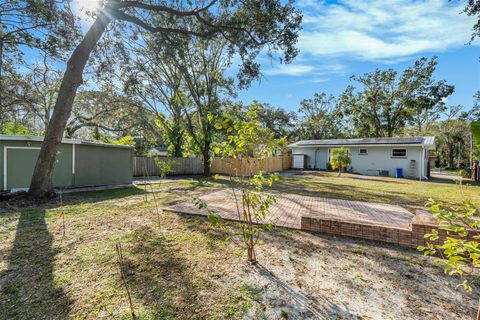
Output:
[
  {"left": 317, "top": 148, "right": 329, "bottom": 170},
  {"left": 348, "top": 146, "right": 424, "bottom": 179},
  {"left": 291, "top": 147, "right": 329, "bottom": 170},
  {"left": 74, "top": 144, "right": 133, "bottom": 187},
  {"left": 1, "top": 138, "right": 133, "bottom": 191},
  {"left": 291, "top": 145, "right": 428, "bottom": 179}
]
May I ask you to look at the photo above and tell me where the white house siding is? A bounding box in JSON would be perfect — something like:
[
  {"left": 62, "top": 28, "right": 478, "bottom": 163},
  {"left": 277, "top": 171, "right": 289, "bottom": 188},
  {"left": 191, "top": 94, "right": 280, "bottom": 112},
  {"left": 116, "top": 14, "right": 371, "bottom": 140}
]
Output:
[
  {"left": 349, "top": 146, "right": 424, "bottom": 179},
  {"left": 291, "top": 147, "right": 329, "bottom": 169},
  {"left": 291, "top": 145, "right": 427, "bottom": 179},
  {"left": 316, "top": 148, "right": 329, "bottom": 170}
]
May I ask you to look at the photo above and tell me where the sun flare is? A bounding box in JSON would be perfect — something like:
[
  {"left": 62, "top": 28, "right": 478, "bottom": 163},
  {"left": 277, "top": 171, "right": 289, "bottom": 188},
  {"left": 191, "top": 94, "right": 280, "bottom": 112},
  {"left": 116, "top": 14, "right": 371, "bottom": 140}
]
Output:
[{"left": 73, "top": 0, "right": 101, "bottom": 20}]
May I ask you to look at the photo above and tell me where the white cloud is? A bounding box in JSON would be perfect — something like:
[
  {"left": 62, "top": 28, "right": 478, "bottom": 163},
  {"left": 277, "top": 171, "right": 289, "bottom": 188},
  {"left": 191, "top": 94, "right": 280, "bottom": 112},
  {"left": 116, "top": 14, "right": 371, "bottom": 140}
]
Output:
[
  {"left": 262, "top": 61, "right": 348, "bottom": 79},
  {"left": 264, "top": 64, "right": 315, "bottom": 76},
  {"left": 297, "top": 0, "right": 478, "bottom": 61},
  {"left": 309, "top": 77, "right": 329, "bottom": 83}
]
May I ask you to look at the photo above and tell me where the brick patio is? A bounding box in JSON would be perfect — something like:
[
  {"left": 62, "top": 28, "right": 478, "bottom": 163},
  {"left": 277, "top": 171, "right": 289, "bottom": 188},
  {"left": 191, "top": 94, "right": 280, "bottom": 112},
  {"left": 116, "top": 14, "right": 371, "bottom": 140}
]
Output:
[{"left": 164, "top": 189, "right": 445, "bottom": 248}]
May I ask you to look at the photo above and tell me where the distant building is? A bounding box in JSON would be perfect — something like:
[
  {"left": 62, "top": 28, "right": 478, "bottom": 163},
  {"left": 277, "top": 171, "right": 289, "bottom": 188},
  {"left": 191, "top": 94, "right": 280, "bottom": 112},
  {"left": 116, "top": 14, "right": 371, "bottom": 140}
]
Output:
[
  {"left": 288, "top": 136, "right": 435, "bottom": 180},
  {"left": 147, "top": 146, "right": 168, "bottom": 156}
]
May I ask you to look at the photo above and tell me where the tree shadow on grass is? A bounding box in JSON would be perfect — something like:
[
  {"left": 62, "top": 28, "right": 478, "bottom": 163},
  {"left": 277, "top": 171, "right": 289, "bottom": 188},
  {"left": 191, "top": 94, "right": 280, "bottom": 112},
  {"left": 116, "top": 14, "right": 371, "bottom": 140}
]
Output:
[
  {"left": 120, "top": 226, "right": 200, "bottom": 319},
  {"left": 428, "top": 176, "right": 480, "bottom": 186},
  {"left": 0, "top": 208, "right": 71, "bottom": 319},
  {"left": 267, "top": 228, "right": 479, "bottom": 319},
  {"left": 372, "top": 244, "right": 480, "bottom": 319},
  {"left": 252, "top": 263, "right": 357, "bottom": 319},
  {"left": 345, "top": 175, "right": 406, "bottom": 184},
  {"left": 271, "top": 179, "right": 423, "bottom": 209}
]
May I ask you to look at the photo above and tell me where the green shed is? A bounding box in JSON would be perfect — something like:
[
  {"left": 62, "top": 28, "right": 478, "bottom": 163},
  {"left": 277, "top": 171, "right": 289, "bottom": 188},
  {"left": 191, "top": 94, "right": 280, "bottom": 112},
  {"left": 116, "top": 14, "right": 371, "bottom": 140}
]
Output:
[{"left": 1, "top": 135, "right": 133, "bottom": 191}]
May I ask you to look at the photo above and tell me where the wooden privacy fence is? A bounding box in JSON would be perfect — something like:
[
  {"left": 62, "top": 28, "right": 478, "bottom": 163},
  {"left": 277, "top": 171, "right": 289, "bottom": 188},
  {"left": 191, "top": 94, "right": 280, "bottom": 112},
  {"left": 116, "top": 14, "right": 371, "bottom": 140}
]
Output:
[
  {"left": 133, "top": 156, "right": 203, "bottom": 176},
  {"left": 211, "top": 156, "right": 292, "bottom": 176},
  {"left": 133, "top": 155, "right": 292, "bottom": 177}
]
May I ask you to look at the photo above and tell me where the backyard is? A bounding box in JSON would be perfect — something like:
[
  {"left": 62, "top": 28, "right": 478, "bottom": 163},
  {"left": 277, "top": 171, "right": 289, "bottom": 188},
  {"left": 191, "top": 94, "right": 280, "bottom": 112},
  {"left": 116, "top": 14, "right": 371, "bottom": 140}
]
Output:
[
  {"left": 274, "top": 171, "right": 480, "bottom": 210},
  {"left": 4, "top": 0, "right": 480, "bottom": 319},
  {"left": 1, "top": 173, "right": 479, "bottom": 319}
]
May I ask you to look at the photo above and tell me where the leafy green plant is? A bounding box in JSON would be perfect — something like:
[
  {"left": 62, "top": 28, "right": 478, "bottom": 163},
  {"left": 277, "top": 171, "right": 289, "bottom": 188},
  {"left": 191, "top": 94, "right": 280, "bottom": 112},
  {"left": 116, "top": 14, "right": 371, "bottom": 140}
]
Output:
[
  {"left": 329, "top": 147, "right": 351, "bottom": 176},
  {"left": 0, "top": 121, "right": 32, "bottom": 135},
  {"left": 418, "top": 199, "right": 480, "bottom": 318},
  {"left": 472, "top": 121, "right": 480, "bottom": 149},
  {"left": 194, "top": 103, "right": 282, "bottom": 264},
  {"left": 154, "top": 158, "right": 177, "bottom": 179},
  {"left": 113, "top": 135, "right": 135, "bottom": 146}
]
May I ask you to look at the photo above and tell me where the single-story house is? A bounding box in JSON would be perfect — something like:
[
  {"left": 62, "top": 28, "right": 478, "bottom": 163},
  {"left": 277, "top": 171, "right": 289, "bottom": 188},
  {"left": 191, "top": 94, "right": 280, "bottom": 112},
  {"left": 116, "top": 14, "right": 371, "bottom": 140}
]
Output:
[
  {"left": 1, "top": 135, "right": 133, "bottom": 191},
  {"left": 147, "top": 146, "right": 168, "bottom": 156},
  {"left": 288, "top": 136, "right": 435, "bottom": 180}
]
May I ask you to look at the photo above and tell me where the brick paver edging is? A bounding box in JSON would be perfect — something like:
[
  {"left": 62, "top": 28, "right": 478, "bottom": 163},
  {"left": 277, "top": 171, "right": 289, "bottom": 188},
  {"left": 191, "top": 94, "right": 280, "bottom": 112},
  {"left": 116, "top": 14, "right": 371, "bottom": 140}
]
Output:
[
  {"left": 165, "top": 189, "right": 475, "bottom": 249},
  {"left": 301, "top": 211, "right": 475, "bottom": 249}
]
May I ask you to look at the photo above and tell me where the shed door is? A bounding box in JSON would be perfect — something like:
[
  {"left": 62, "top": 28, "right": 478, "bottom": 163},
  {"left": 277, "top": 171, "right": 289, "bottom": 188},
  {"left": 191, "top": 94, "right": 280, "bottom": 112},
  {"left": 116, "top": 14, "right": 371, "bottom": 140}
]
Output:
[{"left": 5, "top": 148, "right": 40, "bottom": 190}]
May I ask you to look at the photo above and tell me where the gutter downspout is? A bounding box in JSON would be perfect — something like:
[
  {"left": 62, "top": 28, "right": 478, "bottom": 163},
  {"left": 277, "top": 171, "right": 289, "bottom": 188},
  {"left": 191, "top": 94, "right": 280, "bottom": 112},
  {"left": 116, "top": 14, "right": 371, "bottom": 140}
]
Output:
[
  {"left": 419, "top": 147, "right": 422, "bottom": 181},
  {"left": 419, "top": 146, "right": 429, "bottom": 181},
  {"left": 314, "top": 148, "right": 319, "bottom": 169},
  {"left": 422, "top": 146, "right": 429, "bottom": 180}
]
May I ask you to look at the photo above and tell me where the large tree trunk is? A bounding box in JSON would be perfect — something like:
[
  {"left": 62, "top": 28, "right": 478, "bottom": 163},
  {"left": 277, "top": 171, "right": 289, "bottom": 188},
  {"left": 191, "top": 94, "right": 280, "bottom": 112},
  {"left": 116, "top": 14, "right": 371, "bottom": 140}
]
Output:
[
  {"left": 28, "top": 13, "right": 112, "bottom": 197},
  {"left": 447, "top": 143, "right": 455, "bottom": 169},
  {"left": 203, "top": 149, "right": 211, "bottom": 176}
]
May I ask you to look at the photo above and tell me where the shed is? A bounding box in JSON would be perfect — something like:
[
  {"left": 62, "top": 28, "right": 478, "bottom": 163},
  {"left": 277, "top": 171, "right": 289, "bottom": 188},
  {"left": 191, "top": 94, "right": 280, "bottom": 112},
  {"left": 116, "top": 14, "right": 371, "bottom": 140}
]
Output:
[
  {"left": 288, "top": 136, "right": 436, "bottom": 180},
  {"left": 292, "top": 154, "right": 307, "bottom": 169},
  {"left": 1, "top": 135, "right": 133, "bottom": 191}
]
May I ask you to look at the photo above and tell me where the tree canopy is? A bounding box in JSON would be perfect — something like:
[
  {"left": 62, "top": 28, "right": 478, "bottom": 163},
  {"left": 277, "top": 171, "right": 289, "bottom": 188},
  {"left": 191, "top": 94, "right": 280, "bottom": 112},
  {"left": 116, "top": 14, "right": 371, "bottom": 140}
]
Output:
[
  {"left": 463, "top": 0, "right": 480, "bottom": 40},
  {"left": 27, "top": 0, "right": 303, "bottom": 196},
  {"left": 473, "top": 121, "right": 480, "bottom": 149},
  {"left": 338, "top": 57, "right": 453, "bottom": 137}
]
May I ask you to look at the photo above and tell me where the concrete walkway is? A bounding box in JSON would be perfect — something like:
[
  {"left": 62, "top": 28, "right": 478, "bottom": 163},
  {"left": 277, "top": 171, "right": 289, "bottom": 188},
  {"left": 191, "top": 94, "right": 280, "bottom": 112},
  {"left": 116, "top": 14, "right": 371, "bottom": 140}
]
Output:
[
  {"left": 133, "top": 176, "right": 198, "bottom": 185},
  {"left": 164, "top": 189, "right": 414, "bottom": 231},
  {"left": 429, "top": 169, "right": 471, "bottom": 182}
]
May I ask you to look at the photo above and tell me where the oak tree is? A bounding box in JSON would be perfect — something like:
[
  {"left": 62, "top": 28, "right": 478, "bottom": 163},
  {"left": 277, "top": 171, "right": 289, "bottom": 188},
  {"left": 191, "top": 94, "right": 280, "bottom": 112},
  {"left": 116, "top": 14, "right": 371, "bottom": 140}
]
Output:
[
  {"left": 0, "top": 0, "right": 79, "bottom": 121},
  {"left": 28, "top": 0, "right": 302, "bottom": 196},
  {"left": 338, "top": 57, "right": 453, "bottom": 138},
  {"left": 297, "top": 92, "right": 343, "bottom": 140}
]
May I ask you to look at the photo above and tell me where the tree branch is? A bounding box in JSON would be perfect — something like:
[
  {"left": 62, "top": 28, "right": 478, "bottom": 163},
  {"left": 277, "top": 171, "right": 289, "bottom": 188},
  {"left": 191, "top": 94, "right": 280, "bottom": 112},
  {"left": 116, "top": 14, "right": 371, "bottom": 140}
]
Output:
[
  {"left": 106, "top": 8, "right": 213, "bottom": 37},
  {"left": 114, "top": 0, "right": 218, "bottom": 17}
]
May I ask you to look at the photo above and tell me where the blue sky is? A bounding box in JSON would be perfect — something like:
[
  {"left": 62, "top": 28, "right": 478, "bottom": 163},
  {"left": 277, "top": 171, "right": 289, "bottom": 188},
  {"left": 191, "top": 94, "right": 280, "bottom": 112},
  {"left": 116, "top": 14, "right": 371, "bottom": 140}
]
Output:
[
  {"left": 70, "top": 0, "right": 479, "bottom": 113},
  {"left": 236, "top": 0, "right": 480, "bottom": 112}
]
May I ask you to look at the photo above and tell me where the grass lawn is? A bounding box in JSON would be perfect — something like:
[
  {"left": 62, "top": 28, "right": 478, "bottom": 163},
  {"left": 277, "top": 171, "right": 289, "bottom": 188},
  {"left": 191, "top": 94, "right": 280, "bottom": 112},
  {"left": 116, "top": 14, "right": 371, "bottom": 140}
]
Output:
[
  {"left": 273, "top": 171, "right": 480, "bottom": 210},
  {"left": 1, "top": 175, "right": 479, "bottom": 319}
]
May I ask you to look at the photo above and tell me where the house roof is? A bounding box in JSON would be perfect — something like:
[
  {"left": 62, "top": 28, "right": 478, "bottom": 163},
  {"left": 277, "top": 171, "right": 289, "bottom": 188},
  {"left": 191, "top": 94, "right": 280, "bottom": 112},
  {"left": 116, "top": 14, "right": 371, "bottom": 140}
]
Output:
[
  {"left": 148, "top": 146, "right": 168, "bottom": 155},
  {"left": 288, "top": 136, "right": 435, "bottom": 148},
  {"left": 0, "top": 135, "right": 134, "bottom": 149}
]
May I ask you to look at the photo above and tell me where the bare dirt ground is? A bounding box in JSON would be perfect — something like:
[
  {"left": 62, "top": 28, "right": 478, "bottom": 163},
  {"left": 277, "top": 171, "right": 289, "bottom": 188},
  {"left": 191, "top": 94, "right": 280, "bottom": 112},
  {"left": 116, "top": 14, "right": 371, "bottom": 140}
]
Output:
[{"left": 222, "top": 229, "right": 478, "bottom": 319}]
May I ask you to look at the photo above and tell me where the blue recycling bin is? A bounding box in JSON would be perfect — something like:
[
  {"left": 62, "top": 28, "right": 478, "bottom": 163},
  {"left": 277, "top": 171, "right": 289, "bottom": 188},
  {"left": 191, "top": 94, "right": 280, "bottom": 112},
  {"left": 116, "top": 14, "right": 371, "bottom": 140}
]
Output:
[{"left": 396, "top": 168, "right": 404, "bottom": 178}]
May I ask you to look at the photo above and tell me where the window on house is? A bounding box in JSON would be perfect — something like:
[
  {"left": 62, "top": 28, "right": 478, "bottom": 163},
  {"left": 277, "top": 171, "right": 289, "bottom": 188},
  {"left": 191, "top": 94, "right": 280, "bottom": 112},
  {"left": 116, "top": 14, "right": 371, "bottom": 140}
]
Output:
[
  {"left": 359, "top": 148, "right": 368, "bottom": 155},
  {"left": 392, "top": 149, "right": 407, "bottom": 157}
]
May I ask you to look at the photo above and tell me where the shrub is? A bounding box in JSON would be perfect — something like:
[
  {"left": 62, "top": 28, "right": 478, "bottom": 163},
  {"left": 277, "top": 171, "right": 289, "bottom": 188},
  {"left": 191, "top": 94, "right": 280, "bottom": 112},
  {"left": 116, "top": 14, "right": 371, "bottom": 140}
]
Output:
[
  {"left": 194, "top": 103, "right": 282, "bottom": 264},
  {"left": 329, "top": 147, "right": 351, "bottom": 175},
  {"left": 419, "top": 199, "right": 480, "bottom": 316}
]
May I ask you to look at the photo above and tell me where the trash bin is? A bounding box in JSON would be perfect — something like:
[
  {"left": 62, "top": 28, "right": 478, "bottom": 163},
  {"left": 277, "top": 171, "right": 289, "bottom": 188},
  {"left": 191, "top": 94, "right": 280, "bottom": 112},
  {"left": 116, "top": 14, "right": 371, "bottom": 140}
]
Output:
[{"left": 396, "top": 168, "right": 404, "bottom": 178}]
